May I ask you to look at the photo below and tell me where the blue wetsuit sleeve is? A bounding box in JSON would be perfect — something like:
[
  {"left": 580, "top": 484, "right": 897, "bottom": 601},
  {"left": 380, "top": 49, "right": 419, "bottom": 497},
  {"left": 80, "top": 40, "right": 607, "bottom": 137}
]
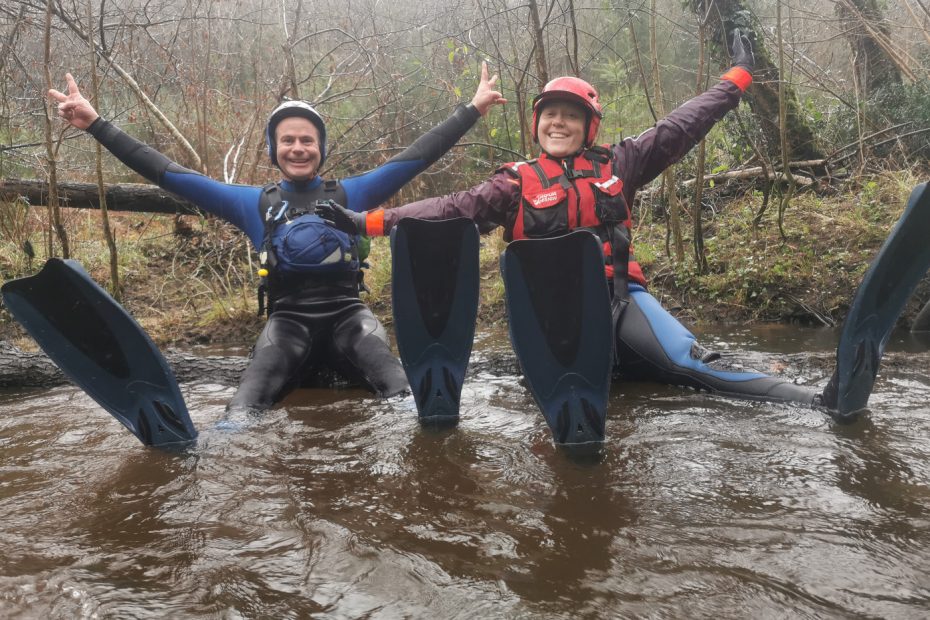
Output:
[
  {"left": 340, "top": 103, "right": 481, "bottom": 212},
  {"left": 86, "top": 118, "right": 265, "bottom": 247}
]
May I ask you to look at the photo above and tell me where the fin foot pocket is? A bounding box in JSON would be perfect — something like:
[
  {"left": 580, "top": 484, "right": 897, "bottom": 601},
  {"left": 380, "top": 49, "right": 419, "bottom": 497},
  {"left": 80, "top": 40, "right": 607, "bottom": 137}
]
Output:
[
  {"left": 552, "top": 396, "right": 606, "bottom": 445},
  {"left": 154, "top": 400, "right": 189, "bottom": 434},
  {"left": 416, "top": 368, "right": 433, "bottom": 411},
  {"left": 412, "top": 367, "right": 461, "bottom": 422},
  {"left": 136, "top": 409, "right": 153, "bottom": 446},
  {"left": 442, "top": 367, "right": 460, "bottom": 406}
]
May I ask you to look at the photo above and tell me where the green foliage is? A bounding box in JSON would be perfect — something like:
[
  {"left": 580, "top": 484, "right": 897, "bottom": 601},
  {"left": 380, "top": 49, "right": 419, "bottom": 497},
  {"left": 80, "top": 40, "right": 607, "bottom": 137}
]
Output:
[
  {"left": 815, "top": 80, "right": 930, "bottom": 163},
  {"left": 633, "top": 171, "right": 915, "bottom": 323},
  {"left": 0, "top": 197, "right": 34, "bottom": 278},
  {"left": 362, "top": 228, "right": 509, "bottom": 326},
  {"left": 362, "top": 236, "right": 393, "bottom": 307},
  {"left": 4, "top": 0, "right": 927, "bottom": 342}
]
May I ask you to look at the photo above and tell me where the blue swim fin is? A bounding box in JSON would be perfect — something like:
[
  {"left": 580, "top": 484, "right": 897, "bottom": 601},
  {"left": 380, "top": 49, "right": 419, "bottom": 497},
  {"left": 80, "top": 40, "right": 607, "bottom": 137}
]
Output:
[
  {"left": 501, "top": 230, "right": 613, "bottom": 446},
  {"left": 391, "top": 218, "right": 480, "bottom": 422},
  {"left": 2, "top": 259, "right": 197, "bottom": 447},
  {"left": 824, "top": 182, "right": 930, "bottom": 418}
]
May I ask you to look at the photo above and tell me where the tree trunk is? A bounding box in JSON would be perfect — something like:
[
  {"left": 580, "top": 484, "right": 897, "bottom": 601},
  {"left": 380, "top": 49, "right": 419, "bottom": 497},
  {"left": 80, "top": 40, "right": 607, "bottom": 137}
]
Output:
[
  {"left": 649, "top": 0, "right": 683, "bottom": 262},
  {"left": 1, "top": 179, "right": 202, "bottom": 215},
  {"left": 689, "top": 0, "right": 826, "bottom": 162},
  {"left": 43, "top": 1, "right": 69, "bottom": 259},
  {"left": 528, "top": 0, "right": 549, "bottom": 89},
  {"left": 0, "top": 341, "right": 246, "bottom": 388},
  {"left": 86, "top": 0, "right": 121, "bottom": 301},
  {"left": 6, "top": 340, "right": 910, "bottom": 390},
  {"left": 835, "top": 0, "right": 905, "bottom": 96},
  {"left": 0, "top": 341, "right": 63, "bottom": 387}
]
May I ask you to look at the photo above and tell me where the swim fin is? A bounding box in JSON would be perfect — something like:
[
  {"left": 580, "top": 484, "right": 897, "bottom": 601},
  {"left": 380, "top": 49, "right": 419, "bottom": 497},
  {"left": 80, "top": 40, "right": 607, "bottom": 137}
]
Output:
[
  {"left": 823, "top": 182, "right": 930, "bottom": 418},
  {"left": 390, "top": 218, "right": 480, "bottom": 422},
  {"left": 501, "top": 230, "right": 612, "bottom": 446},
  {"left": 1, "top": 258, "right": 197, "bottom": 447}
]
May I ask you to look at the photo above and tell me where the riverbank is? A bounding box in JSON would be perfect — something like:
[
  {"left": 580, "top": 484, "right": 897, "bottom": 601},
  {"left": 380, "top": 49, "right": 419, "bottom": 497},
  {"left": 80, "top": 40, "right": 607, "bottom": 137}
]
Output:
[{"left": 1, "top": 171, "right": 926, "bottom": 350}]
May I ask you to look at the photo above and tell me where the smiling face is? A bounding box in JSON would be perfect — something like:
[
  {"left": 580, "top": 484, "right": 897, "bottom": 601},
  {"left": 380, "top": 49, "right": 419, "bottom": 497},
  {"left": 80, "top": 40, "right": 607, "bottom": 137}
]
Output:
[
  {"left": 536, "top": 100, "right": 587, "bottom": 158},
  {"left": 274, "top": 117, "right": 322, "bottom": 182}
]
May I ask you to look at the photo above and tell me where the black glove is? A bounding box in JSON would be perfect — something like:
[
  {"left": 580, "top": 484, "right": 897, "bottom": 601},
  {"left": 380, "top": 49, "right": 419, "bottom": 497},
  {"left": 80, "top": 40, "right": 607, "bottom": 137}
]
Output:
[
  {"left": 315, "top": 200, "right": 367, "bottom": 235},
  {"left": 728, "top": 28, "right": 754, "bottom": 74}
]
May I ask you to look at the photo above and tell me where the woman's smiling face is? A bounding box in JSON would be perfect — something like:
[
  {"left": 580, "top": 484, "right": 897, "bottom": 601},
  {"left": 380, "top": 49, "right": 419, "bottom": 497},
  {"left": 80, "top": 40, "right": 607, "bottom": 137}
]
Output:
[{"left": 536, "top": 100, "right": 586, "bottom": 158}]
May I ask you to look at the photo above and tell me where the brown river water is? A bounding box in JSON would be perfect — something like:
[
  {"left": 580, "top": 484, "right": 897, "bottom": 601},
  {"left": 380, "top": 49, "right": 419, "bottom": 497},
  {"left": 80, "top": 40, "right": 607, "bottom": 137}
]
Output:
[{"left": 1, "top": 326, "right": 929, "bottom": 618}]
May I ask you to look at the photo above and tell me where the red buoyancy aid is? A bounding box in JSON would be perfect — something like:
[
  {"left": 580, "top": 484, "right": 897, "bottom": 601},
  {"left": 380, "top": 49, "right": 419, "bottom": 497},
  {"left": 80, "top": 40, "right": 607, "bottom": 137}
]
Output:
[{"left": 500, "top": 149, "right": 646, "bottom": 286}]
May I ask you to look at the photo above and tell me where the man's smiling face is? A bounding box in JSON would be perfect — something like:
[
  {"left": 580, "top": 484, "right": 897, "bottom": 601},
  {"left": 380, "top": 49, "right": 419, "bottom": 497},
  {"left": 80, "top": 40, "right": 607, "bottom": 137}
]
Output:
[{"left": 275, "top": 117, "right": 322, "bottom": 181}]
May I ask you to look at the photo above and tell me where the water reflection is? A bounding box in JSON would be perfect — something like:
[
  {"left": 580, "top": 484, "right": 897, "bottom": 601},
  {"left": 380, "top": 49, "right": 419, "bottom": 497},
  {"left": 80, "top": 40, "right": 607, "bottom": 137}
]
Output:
[{"left": 501, "top": 452, "right": 637, "bottom": 612}]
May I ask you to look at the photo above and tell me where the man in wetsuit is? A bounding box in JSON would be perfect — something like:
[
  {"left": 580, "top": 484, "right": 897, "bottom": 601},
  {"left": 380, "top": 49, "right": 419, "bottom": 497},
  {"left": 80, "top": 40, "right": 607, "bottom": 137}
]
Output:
[
  {"left": 318, "top": 30, "right": 821, "bottom": 407},
  {"left": 49, "top": 65, "right": 506, "bottom": 413}
]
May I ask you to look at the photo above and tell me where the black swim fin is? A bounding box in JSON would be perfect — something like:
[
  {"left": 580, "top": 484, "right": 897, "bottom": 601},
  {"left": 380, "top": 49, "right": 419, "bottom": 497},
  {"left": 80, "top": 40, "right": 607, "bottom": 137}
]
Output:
[
  {"left": 391, "top": 218, "right": 480, "bottom": 422},
  {"left": 823, "top": 182, "right": 930, "bottom": 418},
  {"left": 501, "top": 230, "right": 613, "bottom": 446},
  {"left": 1, "top": 258, "right": 197, "bottom": 447}
]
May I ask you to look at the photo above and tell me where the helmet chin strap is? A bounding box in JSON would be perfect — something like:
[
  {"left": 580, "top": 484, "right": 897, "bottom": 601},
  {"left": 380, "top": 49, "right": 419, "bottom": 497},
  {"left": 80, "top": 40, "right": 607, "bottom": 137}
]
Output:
[{"left": 539, "top": 145, "right": 587, "bottom": 160}]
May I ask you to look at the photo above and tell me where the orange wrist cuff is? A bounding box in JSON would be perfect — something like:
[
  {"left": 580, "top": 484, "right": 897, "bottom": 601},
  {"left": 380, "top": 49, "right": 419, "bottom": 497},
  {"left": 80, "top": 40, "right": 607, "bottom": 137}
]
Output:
[
  {"left": 365, "top": 208, "right": 385, "bottom": 237},
  {"left": 721, "top": 67, "right": 752, "bottom": 92}
]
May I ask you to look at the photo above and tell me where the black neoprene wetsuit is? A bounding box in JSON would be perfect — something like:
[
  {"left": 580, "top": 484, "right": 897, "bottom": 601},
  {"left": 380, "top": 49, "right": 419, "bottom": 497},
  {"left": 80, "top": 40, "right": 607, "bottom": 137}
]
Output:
[{"left": 87, "top": 103, "right": 482, "bottom": 411}]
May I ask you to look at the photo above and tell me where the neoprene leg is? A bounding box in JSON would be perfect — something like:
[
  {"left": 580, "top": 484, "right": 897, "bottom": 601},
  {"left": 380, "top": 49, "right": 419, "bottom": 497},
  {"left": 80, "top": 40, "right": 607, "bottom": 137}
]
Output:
[
  {"left": 615, "top": 286, "right": 817, "bottom": 405},
  {"left": 229, "top": 312, "right": 314, "bottom": 412},
  {"left": 329, "top": 304, "right": 409, "bottom": 398}
]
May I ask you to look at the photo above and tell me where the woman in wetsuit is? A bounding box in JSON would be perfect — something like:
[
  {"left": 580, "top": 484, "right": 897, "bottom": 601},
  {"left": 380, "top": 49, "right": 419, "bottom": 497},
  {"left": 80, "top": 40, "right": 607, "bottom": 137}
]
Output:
[{"left": 318, "top": 30, "right": 822, "bottom": 408}]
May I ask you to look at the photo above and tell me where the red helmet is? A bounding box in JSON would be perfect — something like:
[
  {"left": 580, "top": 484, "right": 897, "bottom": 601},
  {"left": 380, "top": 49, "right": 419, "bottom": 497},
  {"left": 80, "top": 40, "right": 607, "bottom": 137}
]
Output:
[{"left": 532, "top": 77, "right": 603, "bottom": 148}]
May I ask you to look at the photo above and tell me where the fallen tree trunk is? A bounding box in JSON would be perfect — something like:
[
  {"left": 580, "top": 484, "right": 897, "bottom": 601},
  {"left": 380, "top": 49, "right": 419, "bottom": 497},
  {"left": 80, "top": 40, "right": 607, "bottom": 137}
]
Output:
[
  {"left": 3, "top": 338, "right": 926, "bottom": 394},
  {"left": 1, "top": 178, "right": 203, "bottom": 216},
  {"left": 0, "top": 339, "right": 903, "bottom": 392},
  {"left": 682, "top": 167, "right": 816, "bottom": 188},
  {"left": 0, "top": 341, "right": 246, "bottom": 388},
  {"left": 0, "top": 341, "right": 63, "bottom": 388}
]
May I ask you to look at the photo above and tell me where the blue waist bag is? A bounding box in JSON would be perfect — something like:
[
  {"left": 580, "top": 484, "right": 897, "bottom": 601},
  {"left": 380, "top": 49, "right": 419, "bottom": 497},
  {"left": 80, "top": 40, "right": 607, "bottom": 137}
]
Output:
[{"left": 271, "top": 213, "right": 359, "bottom": 273}]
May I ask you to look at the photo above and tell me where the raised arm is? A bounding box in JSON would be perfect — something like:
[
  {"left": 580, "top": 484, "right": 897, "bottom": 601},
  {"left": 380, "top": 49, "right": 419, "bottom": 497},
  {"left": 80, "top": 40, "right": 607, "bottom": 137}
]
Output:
[
  {"left": 47, "top": 73, "right": 264, "bottom": 244},
  {"left": 613, "top": 28, "right": 754, "bottom": 193},
  {"left": 340, "top": 61, "right": 506, "bottom": 212}
]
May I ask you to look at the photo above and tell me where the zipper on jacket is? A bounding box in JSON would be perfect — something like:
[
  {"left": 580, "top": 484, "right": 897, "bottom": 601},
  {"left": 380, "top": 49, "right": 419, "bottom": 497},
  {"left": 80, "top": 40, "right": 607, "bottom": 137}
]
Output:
[{"left": 562, "top": 158, "right": 582, "bottom": 229}]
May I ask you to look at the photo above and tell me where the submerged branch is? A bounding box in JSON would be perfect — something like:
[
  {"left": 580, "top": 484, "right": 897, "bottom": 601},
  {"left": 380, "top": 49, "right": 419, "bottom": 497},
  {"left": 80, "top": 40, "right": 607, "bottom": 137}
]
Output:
[{"left": 4, "top": 339, "right": 928, "bottom": 392}]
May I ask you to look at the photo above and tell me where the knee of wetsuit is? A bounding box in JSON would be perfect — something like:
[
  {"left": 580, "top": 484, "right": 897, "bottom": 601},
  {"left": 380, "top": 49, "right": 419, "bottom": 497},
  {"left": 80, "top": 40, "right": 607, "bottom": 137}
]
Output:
[
  {"left": 334, "top": 310, "right": 388, "bottom": 346},
  {"left": 232, "top": 316, "right": 313, "bottom": 411},
  {"left": 331, "top": 309, "right": 407, "bottom": 397},
  {"left": 254, "top": 315, "right": 311, "bottom": 353}
]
